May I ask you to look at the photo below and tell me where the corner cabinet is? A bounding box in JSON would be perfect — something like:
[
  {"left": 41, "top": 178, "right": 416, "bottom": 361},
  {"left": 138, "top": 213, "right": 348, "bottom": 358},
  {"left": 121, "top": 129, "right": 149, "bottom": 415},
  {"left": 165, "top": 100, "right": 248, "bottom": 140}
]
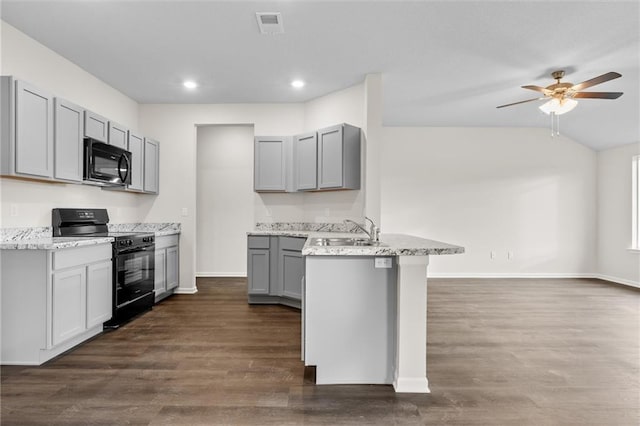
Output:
[
  {"left": 1, "top": 244, "right": 113, "bottom": 365},
  {"left": 1, "top": 76, "right": 54, "bottom": 179},
  {"left": 247, "top": 235, "right": 305, "bottom": 308},
  {"left": 154, "top": 234, "right": 180, "bottom": 303},
  {"left": 254, "top": 123, "right": 361, "bottom": 193},
  {"left": 317, "top": 123, "right": 361, "bottom": 190}
]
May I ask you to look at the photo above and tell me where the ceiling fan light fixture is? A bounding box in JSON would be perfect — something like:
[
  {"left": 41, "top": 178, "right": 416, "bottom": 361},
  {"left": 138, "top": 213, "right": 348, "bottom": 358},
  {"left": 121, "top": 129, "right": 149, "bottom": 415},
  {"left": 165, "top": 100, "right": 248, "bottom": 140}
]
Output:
[{"left": 539, "top": 98, "right": 578, "bottom": 115}]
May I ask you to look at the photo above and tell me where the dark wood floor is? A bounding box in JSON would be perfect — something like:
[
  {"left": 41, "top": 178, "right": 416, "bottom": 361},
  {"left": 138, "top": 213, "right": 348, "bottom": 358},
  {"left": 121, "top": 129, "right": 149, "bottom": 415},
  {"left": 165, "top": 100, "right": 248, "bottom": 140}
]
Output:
[{"left": 2, "top": 277, "right": 638, "bottom": 425}]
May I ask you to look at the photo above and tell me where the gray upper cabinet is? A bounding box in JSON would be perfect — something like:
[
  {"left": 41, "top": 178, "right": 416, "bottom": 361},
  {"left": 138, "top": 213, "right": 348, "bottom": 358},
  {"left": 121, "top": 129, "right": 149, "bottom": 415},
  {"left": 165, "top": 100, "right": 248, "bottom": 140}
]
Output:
[
  {"left": 293, "top": 132, "right": 318, "bottom": 191},
  {"left": 254, "top": 136, "right": 290, "bottom": 192},
  {"left": 143, "top": 138, "right": 159, "bottom": 194},
  {"left": 108, "top": 121, "right": 128, "bottom": 149},
  {"left": 84, "top": 110, "right": 108, "bottom": 143},
  {"left": 127, "top": 132, "right": 144, "bottom": 191},
  {"left": 0, "top": 77, "right": 54, "bottom": 179},
  {"left": 254, "top": 124, "right": 360, "bottom": 193},
  {"left": 317, "top": 123, "right": 361, "bottom": 190},
  {"left": 53, "top": 98, "right": 84, "bottom": 182}
]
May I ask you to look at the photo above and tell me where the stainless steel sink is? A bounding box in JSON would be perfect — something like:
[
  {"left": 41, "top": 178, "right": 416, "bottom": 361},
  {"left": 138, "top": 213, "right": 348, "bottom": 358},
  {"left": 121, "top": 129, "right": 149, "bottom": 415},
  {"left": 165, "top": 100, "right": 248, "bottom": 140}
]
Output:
[{"left": 308, "top": 237, "right": 384, "bottom": 247}]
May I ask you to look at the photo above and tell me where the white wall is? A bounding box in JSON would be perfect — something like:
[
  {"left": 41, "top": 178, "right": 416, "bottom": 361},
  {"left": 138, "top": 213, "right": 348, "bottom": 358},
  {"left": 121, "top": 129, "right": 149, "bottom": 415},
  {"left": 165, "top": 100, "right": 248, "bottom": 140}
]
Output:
[
  {"left": 140, "top": 83, "right": 368, "bottom": 280},
  {"left": 597, "top": 142, "right": 640, "bottom": 287},
  {"left": 138, "top": 103, "right": 305, "bottom": 288},
  {"left": 196, "top": 125, "right": 254, "bottom": 276},
  {"left": 381, "top": 127, "right": 598, "bottom": 277},
  {"left": 0, "top": 21, "right": 143, "bottom": 227}
]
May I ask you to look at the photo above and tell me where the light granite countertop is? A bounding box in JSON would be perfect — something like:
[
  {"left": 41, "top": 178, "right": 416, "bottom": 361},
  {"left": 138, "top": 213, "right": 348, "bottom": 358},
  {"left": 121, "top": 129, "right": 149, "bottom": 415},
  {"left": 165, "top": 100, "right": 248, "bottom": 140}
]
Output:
[
  {"left": 0, "top": 223, "right": 181, "bottom": 250},
  {"left": 248, "top": 224, "right": 464, "bottom": 256}
]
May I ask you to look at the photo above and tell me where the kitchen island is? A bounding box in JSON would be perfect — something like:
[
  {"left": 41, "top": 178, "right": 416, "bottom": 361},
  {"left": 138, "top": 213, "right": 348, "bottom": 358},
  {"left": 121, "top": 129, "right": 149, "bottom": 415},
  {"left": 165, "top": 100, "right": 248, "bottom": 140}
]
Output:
[{"left": 249, "top": 224, "right": 464, "bottom": 393}]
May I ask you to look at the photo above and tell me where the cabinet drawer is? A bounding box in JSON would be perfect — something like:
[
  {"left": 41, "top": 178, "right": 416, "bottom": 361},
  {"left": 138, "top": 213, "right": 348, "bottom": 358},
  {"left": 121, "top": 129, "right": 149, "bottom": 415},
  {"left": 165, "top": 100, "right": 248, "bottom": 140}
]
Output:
[
  {"left": 155, "top": 234, "right": 179, "bottom": 250},
  {"left": 248, "top": 236, "right": 270, "bottom": 249},
  {"left": 53, "top": 244, "right": 112, "bottom": 271},
  {"left": 279, "top": 236, "right": 306, "bottom": 252}
]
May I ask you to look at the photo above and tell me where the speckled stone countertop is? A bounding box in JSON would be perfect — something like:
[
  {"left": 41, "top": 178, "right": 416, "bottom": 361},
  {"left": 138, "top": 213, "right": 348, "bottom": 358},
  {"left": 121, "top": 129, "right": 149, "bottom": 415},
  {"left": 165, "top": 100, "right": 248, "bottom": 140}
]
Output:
[
  {"left": 248, "top": 223, "right": 464, "bottom": 257},
  {"left": 0, "top": 223, "right": 181, "bottom": 250}
]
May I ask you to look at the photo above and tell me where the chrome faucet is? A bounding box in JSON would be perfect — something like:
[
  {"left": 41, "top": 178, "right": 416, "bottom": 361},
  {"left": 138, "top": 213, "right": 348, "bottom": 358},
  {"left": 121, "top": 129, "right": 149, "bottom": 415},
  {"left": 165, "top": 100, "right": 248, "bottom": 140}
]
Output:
[{"left": 344, "top": 217, "right": 380, "bottom": 242}]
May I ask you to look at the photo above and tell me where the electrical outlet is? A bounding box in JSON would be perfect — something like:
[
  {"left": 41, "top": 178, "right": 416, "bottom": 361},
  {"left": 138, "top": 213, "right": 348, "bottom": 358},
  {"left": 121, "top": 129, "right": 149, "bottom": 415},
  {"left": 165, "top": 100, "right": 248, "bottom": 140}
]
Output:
[
  {"left": 490, "top": 251, "right": 496, "bottom": 260},
  {"left": 508, "top": 251, "right": 514, "bottom": 260},
  {"left": 181, "top": 207, "right": 188, "bottom": 217},
  {"left": 374, "top": 257, "right": 392, "bottom": 268},
  {"left": 10, "top": 204, "right": 18, "bottom": 217}
]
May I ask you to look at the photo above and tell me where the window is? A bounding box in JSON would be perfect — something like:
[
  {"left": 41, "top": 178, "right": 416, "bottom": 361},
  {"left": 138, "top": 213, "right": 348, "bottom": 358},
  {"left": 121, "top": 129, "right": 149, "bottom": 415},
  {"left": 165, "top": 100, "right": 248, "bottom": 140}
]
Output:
[{"left": 633, "top": 155, "right": 640, "bottom": 250}]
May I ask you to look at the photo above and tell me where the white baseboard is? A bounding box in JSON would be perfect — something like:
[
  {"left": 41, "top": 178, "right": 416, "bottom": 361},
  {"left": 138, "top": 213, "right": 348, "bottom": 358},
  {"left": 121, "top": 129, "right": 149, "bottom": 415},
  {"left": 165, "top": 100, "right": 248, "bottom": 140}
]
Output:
[
  {"left": 428, "top": 272, "right": 594, "bottom": 279},
  {"left": 428, "top": 272, "right": 639, "bottom": 288},
  {"left": 592, "top": 274, "right": 640, "bottom": 288},
  {"left": 196, "top": 272, "right": 246, "bottom": 278},
  {"left": 174, "top": 287, "right": 198, "bottom": 294}
]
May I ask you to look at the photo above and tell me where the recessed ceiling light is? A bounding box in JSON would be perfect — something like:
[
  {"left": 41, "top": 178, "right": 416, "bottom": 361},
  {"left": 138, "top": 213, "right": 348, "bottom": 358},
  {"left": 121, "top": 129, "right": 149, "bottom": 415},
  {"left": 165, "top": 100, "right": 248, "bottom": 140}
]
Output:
[
  {"left": 291, "top": 80, "right": 305, "bottom": 89},
  {"left": 183, "top": 80, "right": 198, "bottom": 89}
]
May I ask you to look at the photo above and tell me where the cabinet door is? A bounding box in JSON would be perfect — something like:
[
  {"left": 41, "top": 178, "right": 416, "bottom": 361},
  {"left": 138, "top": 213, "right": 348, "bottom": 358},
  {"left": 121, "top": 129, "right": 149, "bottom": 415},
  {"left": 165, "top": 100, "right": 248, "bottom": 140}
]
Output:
[
  {"left": 15, "top": 80, "right": 54, "bottom": 178},
  {"left": 108, "top": 122, "right": 128, "bottom": 149},
  {"left": 254, "top": 136, "right": 287, "bottom": 191},
  {"left": 294, "top": 132, "right": 317, "bottom": 191},
  {"left": 154, "top": 249, "right": 167, "bottom": 295},
  {"left": 86, "top": 261, "right": 113, "bottom": 329},
  {"left": 52, "top": 267, "right": 86, "bottom": 346},
  {"left": 247, "top": 248, "right": 270, "bottom": 295},
  {"left": 53, "top": 98, "right": 84, "bottom": 182},
  {"left": 144, "top": 138, "right": 159, "bottom": 194},
  {"left": 317, "top": 124, "right": 344, "bottom": 189},
  {"left": 84, "top": 110, "right": 108, "bottom": 143},
  {"left": 166, "top": 246, "right": 179, "bottom": 291},
  {"left": 280, "top": 249, "right": 303, "bottom": 300},
  {"left": 128, "top": 132, "right": 144, "bottom": 191}
]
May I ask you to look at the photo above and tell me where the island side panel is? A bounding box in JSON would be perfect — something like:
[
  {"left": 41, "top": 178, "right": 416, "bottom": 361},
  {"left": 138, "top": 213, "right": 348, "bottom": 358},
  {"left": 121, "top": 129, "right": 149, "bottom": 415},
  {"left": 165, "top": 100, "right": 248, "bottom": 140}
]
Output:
[
  {"left": 304, "top": 255, "right": 397, "bottom": 385},
  {"left": 394, "top": 255, "right": 430, "bottom": 393}
]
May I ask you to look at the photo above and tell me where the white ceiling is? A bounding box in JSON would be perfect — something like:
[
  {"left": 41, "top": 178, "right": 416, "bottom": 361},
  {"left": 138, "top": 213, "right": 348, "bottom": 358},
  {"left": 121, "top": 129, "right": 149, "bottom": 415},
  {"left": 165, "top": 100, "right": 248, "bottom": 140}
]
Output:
[{"left": 2, "top": 1, "right": 638, "bottom": 151}]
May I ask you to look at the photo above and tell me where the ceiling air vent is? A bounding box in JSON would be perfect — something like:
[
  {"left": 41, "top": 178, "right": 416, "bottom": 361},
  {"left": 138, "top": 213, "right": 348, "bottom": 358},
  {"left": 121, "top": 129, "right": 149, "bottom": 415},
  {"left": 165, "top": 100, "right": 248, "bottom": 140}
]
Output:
[{"left": 256, "top": 12, "right": 284, "bottom": 34}]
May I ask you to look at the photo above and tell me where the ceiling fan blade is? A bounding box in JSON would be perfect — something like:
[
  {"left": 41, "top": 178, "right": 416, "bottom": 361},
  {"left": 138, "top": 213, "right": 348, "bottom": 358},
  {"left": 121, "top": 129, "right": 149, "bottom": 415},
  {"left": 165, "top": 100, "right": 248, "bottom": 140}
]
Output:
[
  {"left": 572, "top": 92, "right": 622, "bottom": 99},
  {"left": 572, "top": 91, "right": 623, "bottom": 99},
  {"left": 522, "top": 85, "right": 552, "bottom": 94},
  {"left": 571, "top": 72, "right": 621, "bottom": 91},
  {"left": 496, "top": 97, "right": 545, "bottom": 108}
]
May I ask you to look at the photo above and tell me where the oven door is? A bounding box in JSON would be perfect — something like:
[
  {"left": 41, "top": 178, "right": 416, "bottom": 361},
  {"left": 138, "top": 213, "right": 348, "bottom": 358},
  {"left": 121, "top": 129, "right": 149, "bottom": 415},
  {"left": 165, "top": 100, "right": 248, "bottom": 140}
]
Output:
[{"left": 114, "top": 245, "right": 155, "bottom": 308}]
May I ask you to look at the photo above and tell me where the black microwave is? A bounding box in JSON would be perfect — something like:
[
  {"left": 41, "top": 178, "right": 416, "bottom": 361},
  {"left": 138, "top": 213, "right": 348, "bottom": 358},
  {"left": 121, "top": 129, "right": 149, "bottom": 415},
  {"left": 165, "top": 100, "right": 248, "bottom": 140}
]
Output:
[{"left": 84, "top": 138, "right": 132, "bottom": 185}]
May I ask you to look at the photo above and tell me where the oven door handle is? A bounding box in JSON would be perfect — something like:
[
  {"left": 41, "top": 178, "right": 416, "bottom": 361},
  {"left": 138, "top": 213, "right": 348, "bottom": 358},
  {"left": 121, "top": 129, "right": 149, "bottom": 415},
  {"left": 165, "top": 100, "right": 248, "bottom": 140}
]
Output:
[{"left": 117, "top": 245, "right": 155, "bottom": 255}]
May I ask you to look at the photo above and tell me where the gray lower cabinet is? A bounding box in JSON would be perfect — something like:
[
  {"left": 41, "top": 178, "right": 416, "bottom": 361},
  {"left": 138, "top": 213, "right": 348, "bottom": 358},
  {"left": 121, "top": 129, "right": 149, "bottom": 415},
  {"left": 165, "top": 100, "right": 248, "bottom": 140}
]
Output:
[
  {"left": 53, "top": 98, "right": 84, "bottom": 182},
  {"left": 154, "top": 234, "right": 180, "bottom": 302},
  {"left": 1, "top": 244, "right": 112, "bottom": 365},
  {"left": 279, "top": 237, "right": 304, "bottom": 299},
  {"left": 254, "top": 136, "right": 291, "bottom": 192},
  {"left": 1, "top": 76, "right": 54, "bottom": 179},
  {"left": 247, "top": 235, "right": 305, "bottom": 308},
  {"left": 84, "top": 110, "right": 108, "bottom": 143},
  {"left": 144, "top": 138, "right": 159, "bottom": 194}
]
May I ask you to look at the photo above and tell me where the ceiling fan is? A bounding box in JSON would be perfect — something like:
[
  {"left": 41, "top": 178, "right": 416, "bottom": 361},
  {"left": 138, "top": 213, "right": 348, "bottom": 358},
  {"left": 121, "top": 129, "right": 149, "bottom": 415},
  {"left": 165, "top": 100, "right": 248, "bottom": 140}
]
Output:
[{"left": 497, "top": 70, "right": 623, "bottom": 115}]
